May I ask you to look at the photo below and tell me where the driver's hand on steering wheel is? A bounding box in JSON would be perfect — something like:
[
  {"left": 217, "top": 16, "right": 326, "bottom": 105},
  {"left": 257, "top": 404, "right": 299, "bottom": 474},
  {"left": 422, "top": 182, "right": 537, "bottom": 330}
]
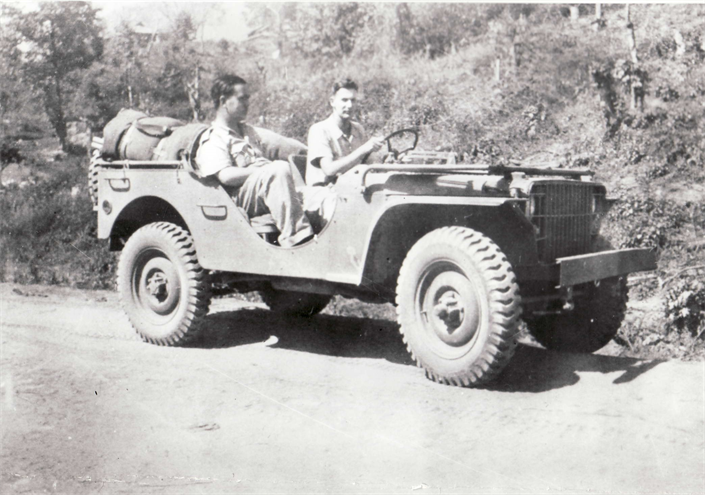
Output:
[{"left": 365, "top": 136, "right": 386, "bottom": 154}]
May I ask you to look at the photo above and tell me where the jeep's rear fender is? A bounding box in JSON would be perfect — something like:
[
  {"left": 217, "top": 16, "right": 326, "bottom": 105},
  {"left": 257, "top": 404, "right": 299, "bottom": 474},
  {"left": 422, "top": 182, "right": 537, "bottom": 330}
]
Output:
[
  {"left": 361, "top": 199, "right": 538, "bottom": 288},
  {"left": 104, "top": 195, "right": 190, "bottom": 250}
]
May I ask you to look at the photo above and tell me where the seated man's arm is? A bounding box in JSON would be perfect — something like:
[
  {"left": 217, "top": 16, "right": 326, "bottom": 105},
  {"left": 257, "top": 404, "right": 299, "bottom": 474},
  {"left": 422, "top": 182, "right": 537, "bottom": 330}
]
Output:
[
  {"left": 308, "top": 124, "right": 385, "bottom": 179},
  {"left": 197, "top": 130, "right": 264, "bottom": 189},
  {"left": 214, "top": 166, "right": 257, "bottom": 189},
  {"left": 318, "top": 140, "right": 383, "bottom": 177}
]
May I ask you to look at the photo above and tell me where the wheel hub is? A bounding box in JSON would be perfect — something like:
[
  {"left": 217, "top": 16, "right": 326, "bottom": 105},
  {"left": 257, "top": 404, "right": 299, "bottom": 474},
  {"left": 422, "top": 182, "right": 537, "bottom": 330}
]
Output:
[
  {"left": 421, "top": 270, "right": 482, "bottom": 348},
  {"left": 136, "top": 256, "right": 181, "bottom": 318},
  {"left": 146, "top": 272, "right": 169, "bottom": 301},
  {"left": 433, "top": 291, "right": 464, "bottom": 329}
]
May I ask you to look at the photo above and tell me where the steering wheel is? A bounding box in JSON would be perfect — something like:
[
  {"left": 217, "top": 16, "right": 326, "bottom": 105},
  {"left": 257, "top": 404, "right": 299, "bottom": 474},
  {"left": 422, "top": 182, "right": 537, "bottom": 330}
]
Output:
[{"left": 383, "top": 128, "right": 419, "bottom": 160}]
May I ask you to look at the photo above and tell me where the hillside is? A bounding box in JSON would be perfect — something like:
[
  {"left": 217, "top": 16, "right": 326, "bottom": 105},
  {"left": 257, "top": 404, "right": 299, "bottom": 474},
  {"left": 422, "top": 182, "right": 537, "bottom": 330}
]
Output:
[{"left": 1, "top": 3, "right": 704, "bottom": 359}]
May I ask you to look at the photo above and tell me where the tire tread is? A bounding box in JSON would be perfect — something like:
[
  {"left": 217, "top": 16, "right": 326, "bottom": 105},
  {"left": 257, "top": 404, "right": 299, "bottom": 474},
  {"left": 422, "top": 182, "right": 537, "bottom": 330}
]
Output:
[
  {"left": 396, "top": 226, "right": 521, "bottom": 387},
  {"left": 117, "top": 222, "right": 211, "bottom": 346}
]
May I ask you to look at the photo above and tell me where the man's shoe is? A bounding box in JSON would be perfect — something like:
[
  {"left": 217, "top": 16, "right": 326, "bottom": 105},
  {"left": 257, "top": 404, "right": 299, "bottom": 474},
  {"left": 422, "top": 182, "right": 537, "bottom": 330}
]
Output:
[{"left": 293, "top": 233, "right": 315, "bottom": 246}]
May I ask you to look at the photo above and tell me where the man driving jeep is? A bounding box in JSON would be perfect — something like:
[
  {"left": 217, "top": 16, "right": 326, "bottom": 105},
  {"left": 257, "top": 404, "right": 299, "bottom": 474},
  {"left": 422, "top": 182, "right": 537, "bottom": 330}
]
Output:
[
  {"left": 306, "top": 78, "right": 386, "bottom": 186},
  {"left": 196, "top": 74, "right": 314, "bottom": 248}
]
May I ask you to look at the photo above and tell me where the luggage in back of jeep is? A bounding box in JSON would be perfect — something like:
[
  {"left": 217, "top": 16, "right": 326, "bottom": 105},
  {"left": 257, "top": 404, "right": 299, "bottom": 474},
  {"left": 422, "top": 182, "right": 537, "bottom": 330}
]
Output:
[{"left": 101, "top": 109, "right": 184, "bottom": 160}]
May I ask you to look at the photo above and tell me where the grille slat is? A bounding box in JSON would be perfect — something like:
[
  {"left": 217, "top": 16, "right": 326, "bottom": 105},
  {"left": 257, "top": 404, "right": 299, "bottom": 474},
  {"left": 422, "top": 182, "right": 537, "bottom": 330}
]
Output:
[{"left": 530, "top": 182, "right": 595, "bottom": 263}]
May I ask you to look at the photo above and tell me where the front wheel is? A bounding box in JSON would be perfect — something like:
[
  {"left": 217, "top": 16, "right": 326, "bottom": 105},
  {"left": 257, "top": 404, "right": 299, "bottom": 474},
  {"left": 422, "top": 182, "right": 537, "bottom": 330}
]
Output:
[
  {"left": 117, "top": 222, "right": 211, "bottom": 345},
  {"left": 396, "top": 227, "right": 521, "bottom": 387}
]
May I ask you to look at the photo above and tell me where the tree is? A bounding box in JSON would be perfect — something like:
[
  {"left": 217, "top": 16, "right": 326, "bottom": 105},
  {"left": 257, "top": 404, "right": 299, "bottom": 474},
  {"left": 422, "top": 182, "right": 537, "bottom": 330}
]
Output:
[
  {"left": 624, "top": 4, "right": 645, "bottom": 111},
  {"left": 157, "top": 12, "right": 204, "bottom": 121},
  {"left": 394, "top": 3, "right": 488, "bottom": 59},
  {"left": 0, "top": 4, "right": 24, "bottom": 130},
  {"left": 281, "top": 3, "right": 374, "bottom": 59},
  {"left": 14, "top": 2, "right": 103, "bottom": 150}
]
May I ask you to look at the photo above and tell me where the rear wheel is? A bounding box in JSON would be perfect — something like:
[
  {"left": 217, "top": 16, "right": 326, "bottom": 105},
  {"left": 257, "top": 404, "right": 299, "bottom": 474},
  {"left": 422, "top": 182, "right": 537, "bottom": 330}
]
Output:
[
  {"left": 396, "top": 227, "right": 521, "bottom": 387},
  {"left": 525, "top": 276, "right": 628, "bottom": 353},
  {"left": 117, "top": 222, "right": 211, "bottom": 345},
  {"left": 260, "top": 287, "right": 331, "bottom": 317},
  {"left": 88, "top": 158, "right": 100, "bottom": 209}
]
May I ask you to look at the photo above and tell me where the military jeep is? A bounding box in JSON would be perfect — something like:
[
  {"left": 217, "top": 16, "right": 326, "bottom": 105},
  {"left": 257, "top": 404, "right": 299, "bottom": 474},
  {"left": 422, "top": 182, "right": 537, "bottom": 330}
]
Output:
[{"left": 90, "top": 128, "right": 655, "bottom": 387}]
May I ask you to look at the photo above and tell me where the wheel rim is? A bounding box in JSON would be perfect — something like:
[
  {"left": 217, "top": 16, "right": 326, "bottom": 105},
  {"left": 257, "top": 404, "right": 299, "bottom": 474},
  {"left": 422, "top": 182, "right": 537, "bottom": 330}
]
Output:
[
  {"left": 415, "top": 261, "right": 485, "bottom": 360},
  {"left": 131, "top": 249, "right": 182, "bottom": 331}
]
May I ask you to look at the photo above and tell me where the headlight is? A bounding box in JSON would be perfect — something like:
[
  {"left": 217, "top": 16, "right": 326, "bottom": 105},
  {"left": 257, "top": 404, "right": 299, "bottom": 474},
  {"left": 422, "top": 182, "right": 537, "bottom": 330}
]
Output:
[
  {"left": 529, "top": 195, "right": 540, "bottom": 216},
  {"left": 591, "top": 191, "right": 606, "bottom": 214},
  {"left": 590, "top": 192, "right": 606, "bottom": 235}
]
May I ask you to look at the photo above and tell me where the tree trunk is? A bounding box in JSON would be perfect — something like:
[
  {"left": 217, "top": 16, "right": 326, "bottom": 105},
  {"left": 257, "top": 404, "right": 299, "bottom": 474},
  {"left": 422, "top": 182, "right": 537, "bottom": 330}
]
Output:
[
  {"left": 626, "top": 4, "right": 638, "bottom": 64},
  {"left": 48, "top": 24, "right": 67, "bottom": 150},
  {"left": 674, "top": 29, "right": 686, "bottom": 57},
  {"left": 625, "top": 4, "right": 642, "bottom": 111},
  {"left": 52, "top": 79, "right": 67, "bottom": 150},
  {"left": 594, "top": 3, "right": 603, "bottom": 31},
  {"left": 126, "top": 65, "right": 134, "bottom": 108},
  {"left": 193, "top": 66, "right": 200, "bottom": 121},
  {"left": 186, "top": 66, "right": 201, "bottom": 122},
  {"left": 510, "top": 27, "right": 521, "bottom": 69}
]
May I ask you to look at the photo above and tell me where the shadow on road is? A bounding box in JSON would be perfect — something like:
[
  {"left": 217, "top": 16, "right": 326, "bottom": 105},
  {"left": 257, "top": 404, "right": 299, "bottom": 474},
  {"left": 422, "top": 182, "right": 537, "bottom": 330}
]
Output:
[
  {"left": 490, "top": 344, "right": 664, "bottom": 393},
  {"left": 188, "top": 308, "right": 664, "bottom": 392},
  {"left": 186, "top": 308, "right": 414, "bottom": 366}
]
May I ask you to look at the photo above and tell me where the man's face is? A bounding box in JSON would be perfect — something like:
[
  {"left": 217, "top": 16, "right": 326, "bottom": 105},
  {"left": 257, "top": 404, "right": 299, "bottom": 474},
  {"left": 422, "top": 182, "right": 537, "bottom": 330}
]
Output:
[
  {"left": 222, "top": 84, "right": 250, "bottom": 123},
  {"left": 330, "top": 87, "right": 357, "bottom": 120}
]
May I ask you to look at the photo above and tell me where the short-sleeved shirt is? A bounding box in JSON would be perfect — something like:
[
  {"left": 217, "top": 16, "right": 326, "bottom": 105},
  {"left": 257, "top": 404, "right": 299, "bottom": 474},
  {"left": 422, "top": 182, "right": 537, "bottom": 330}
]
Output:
[
  {"left": 196, "top": 122, "right": 307, "bottom": 178},
  {"left": 306, "top": 116, "right": 368, "bottom": 186}
]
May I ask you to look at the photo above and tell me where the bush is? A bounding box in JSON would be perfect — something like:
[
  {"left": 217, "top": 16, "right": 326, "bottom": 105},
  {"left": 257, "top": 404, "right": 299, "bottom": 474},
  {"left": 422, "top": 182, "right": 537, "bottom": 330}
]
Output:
[
  {"left": 606, "top": 196, "right": 689, "bottom": 251},
  {"left": 665, "top": 275, "right": 705, "bottom": 336},
  {"left": 1, "top": 139, "right": 23, "bottom": 165},
  {"left": 0, "top": 155, "right": 116, "bottom": 289}
]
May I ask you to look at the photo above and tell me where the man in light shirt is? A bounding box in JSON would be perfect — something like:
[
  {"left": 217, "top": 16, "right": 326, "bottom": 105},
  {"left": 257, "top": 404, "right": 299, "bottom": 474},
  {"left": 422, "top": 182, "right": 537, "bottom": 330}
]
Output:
[
  {"left": 196, "top": 73, "right": 314, "bottom": 248},
  {"left": 306, "top": 78, "right": 386, "bottom": 186}
]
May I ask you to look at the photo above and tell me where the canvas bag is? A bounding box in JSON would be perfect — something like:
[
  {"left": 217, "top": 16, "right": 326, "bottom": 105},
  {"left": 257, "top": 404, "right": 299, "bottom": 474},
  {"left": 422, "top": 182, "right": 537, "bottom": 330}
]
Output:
[
  {"left": 118, "top": 116, "right": 185, "bottom": 160},
  {"left": 100, "top": 108, "right": 147, "bottom": 159},
  {"left": 152, "top": 123, "right": 209, "bottom": 164}
]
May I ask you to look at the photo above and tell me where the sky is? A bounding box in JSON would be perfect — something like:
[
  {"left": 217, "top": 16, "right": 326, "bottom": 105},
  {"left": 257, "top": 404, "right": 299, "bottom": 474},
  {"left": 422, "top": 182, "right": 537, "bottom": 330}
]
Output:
[
  {"left": 92, "top": 2, "right": 251, "bottom": 42},
  {"left": 7, "top": 1, "right": 252, "bottom": 42}
]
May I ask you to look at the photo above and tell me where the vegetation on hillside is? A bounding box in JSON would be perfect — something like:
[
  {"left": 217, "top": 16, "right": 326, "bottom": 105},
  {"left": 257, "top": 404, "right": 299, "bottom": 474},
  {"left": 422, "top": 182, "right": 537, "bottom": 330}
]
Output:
[{"left": 1, "top": 3, "right": 704, "bottom": 357}]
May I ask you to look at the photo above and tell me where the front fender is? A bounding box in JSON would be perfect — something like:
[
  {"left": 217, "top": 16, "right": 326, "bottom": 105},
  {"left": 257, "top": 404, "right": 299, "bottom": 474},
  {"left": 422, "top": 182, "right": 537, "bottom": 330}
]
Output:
[{"left": 359, "top": 196, "right": 538, "bottom": 288}]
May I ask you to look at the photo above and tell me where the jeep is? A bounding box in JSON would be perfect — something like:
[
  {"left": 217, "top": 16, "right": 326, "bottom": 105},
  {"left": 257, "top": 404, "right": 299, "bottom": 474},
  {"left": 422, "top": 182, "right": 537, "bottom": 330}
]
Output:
[{"left": 89, "top": 128, "right": 656, "bottom": 387}]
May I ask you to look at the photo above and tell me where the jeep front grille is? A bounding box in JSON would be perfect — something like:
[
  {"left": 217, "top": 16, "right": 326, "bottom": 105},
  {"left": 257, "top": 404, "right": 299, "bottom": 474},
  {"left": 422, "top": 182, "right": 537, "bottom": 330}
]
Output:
[{"left": 529, "top": 182, "right": 601, "bottom": 263}]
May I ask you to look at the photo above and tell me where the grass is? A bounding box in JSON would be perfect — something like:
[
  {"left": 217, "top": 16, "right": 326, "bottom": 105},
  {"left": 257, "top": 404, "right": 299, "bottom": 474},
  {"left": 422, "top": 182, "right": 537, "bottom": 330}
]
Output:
[{"left": 1, "top": 151, "right": 116, "bottom": 290}]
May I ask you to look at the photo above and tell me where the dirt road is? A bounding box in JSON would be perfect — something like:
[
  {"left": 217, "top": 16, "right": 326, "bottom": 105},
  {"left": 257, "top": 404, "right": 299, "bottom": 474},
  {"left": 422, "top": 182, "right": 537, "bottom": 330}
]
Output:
[{"left": 1, "top": 283, "right": 703, "bottom": 494}]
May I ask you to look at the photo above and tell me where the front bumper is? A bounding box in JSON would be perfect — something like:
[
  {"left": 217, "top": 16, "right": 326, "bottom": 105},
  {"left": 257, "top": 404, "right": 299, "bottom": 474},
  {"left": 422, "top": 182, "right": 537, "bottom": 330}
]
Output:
[
  {"left": 516, "top": 248, "right": 657, "bottom": 287},
  {"left": 557, "top": 248, "right": 656, "bottom": 287}
]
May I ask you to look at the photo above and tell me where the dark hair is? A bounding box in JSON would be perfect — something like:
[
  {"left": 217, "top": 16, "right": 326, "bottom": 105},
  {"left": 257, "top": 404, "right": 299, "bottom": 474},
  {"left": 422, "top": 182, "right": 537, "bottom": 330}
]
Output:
[
  {"left": 211, "top": 73, "right": 247, "bottom": 109},
  {"left": 332, "top": 78, "right": 358, "bottom": 95}
]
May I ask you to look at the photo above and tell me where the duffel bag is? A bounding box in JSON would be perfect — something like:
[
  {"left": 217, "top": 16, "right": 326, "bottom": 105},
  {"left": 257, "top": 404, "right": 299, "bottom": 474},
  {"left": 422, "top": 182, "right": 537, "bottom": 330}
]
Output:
[
  {"left": 101, "top": 108, "right": 147, "bottom": 158},
  {"left": 152, "top": 123, "right": 208, "bottom": 162},
  {"left": 118, "top": 116, "right": 185, "bottom": 160}
]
